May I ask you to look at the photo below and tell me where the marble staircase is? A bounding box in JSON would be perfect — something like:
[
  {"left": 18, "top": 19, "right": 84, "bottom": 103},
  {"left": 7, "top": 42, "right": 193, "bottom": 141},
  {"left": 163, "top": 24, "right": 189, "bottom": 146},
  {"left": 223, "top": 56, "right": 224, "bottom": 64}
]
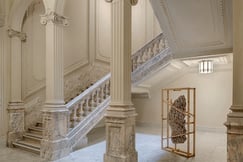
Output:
[
  {"left": 12, "top": 32, "right": 172, "bottom": 158},
  {"left": 13, "top": 121, "right": 43, "bottom": 154}
]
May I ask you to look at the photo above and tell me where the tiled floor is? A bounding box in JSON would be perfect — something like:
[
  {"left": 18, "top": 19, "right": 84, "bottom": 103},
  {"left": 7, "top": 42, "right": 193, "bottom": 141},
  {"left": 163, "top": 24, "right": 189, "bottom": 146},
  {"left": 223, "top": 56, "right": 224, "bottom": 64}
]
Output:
[{"left": 0, "top": 126, "right": 226, "bottom": 162}]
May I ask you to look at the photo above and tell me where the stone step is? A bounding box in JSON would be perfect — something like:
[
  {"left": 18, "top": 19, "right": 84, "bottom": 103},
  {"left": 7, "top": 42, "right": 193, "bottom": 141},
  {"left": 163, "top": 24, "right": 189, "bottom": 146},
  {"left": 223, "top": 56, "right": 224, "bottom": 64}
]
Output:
[
  {"left": 28, "top": 126, "right": 43, "bottom": 132},
  {"left": 13, "top": 141, "right": 40, "bottom": 154},
  {"left": 23, "top": 134, "right": 42, "bottom": 142},
  {"left": 24, "top": 132, "right": 42, "bottom": 139},
  {"left": 35, "top": 121, "right": 43, "bottom": 127}
]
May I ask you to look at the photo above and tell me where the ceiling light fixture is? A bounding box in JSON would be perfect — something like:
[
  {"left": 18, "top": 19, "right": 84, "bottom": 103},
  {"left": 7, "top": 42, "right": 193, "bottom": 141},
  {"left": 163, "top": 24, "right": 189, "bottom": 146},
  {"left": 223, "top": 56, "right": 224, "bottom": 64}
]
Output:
[{"left": 199, "top": 60, "right": 213, "bottom": 74}]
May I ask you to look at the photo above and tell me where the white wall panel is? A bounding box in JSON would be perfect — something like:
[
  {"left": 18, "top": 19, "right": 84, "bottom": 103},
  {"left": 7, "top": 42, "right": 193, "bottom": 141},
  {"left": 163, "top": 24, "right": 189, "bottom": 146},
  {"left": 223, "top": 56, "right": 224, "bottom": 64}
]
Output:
[
  {"left": 22, "top": 1, "right": 45, "bottom": 99},
  {"left": 63, "top": 0, "right": 89, "bottom": 72}
]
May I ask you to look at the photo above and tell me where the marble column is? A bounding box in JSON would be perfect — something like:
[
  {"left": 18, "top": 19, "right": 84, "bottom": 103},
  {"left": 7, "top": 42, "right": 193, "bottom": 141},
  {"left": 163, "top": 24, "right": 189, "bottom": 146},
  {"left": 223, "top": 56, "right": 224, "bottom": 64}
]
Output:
[
  {"left": 104, "top": 0, "right": 138, "bottom": 162},
  {"left": 7, "top": 29, "right": 26, "bottom": 147},
  {"left": 40, "top": 11, "right": 70, "bottom": 161},
  {"left": 225, "top": 0, "right": 243, "bottom": 161}
]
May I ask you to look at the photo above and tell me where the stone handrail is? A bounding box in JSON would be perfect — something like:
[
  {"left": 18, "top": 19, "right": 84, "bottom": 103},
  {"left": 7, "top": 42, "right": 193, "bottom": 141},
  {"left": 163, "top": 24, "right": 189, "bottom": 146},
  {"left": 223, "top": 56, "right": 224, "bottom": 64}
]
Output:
[
  {"left": 131, "top": 33, "right": 168, "bottom": 71},
  {"left": 66, "top": 73, "right": 110, "bottom": 129}
]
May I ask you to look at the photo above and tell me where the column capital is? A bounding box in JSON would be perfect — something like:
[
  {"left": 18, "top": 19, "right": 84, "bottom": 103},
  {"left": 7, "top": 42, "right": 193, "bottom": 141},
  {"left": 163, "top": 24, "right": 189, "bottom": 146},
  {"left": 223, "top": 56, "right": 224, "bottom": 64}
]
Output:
[
  {"left": 40, "top": 11, "right": 69, "bottom": 26},
  {"left": 105, "top": 0, "right": 138, "bottom": 6},
  {"left": 7, "top": 28, "right": 26, "bottom": 41}
]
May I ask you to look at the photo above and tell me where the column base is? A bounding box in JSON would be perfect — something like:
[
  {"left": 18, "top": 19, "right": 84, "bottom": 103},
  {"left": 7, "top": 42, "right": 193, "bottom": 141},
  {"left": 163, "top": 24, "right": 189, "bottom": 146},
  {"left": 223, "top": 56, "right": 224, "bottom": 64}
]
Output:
[
  {"left": 104, "top": 152, "right": 138, "bottom": 162},
  {"left": 40, "top": 138, "right": 71, "bottom": 161},
  {"left": 7, "top": 102, "right": 25, "bottom": 147},
  {"left": 41, "top": 104, "right": 70, "bottom": 161},
  {"left": 104, "top": 106, "right": 138, "bottom": 162},
  {"left": 225, "top": 105, "right": 243, "bottom": 162}
]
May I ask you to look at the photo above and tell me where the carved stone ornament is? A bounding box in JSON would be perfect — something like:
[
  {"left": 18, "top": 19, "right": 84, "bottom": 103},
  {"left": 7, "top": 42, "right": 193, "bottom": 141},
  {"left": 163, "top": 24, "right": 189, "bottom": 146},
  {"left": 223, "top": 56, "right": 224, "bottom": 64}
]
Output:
[
  {"left": 105, "top": 0, "right": 138, "bottom": 5},
  {"left": 40, "top": 11, "right": 69, "bottom": 26},
  {"left": 7, "top": 28, "right": 27, "bottom": 41}
]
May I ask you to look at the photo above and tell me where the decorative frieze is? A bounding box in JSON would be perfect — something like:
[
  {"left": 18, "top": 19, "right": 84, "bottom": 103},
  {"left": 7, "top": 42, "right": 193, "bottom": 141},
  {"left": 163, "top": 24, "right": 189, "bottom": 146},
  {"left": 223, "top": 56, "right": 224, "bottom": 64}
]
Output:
[
  {"left": 7, "top": 28, "right": 26, "bottom": 41},
  {"left": 40, "top": 11, "right": 69, "bottom": 26}
]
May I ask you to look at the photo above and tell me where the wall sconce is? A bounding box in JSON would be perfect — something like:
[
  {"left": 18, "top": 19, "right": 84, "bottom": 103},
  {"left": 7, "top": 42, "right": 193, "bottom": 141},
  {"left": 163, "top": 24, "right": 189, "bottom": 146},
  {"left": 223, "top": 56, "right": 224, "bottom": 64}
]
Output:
[{"left": 199, "top": 60, "right": 213, "bottom": 74}]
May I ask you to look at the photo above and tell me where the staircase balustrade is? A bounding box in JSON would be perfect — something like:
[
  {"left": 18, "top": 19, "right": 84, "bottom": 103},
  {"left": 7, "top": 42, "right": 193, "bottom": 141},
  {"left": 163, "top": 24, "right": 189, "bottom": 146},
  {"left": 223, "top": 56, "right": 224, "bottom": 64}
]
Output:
[{"left": 13, "top": 32, "right": 172, "bottom": 156}]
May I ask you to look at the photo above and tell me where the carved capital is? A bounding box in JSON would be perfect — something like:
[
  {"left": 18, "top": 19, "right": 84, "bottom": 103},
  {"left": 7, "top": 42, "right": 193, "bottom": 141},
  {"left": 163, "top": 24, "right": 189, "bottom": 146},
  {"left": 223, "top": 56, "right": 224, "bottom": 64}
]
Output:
[
  {"left": 40, "top": 11, "right": 69, "bottom": 26},
  {"left": 105, "top": 0, "right": 138, "bottom": 5},
  {"left": 7, "top": 28, "right": 27, "bottom": 41}
]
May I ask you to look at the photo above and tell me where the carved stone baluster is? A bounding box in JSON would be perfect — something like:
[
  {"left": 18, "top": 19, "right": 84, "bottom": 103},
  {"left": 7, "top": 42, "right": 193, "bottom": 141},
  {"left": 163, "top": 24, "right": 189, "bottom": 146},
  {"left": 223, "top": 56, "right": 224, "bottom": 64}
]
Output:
[
  {"left": 158, "top": 37, "right": 164, "bottom": 51},
  {"left": 155, "top": 40, "right": 160, "bottom": 54},
  {"left": 132, "top": 58, "right": 137, "bottom": 71},
  {"left": 83, "top": 98, "right": 89, "bottom": 116},
  {"left": 137, "top": 54, "right": 143, "bottom": 67},
  {"left": 102, "top": 85, "right": 106, "bottom": 100},
  {"left": 70, "top": 108, "right": 75, "bottom": 128},
  {"left": 76, "top": 101, "right": 83, "bottom": 122},
  {"left": 107, "top": 80, "right": 110, "bottom": 96},
  {"left": 100, "top": 86, "right": 105, "bottom": 101},
  {"left": 91, "top": 91, "right": 97, "bottom": 111},
  {"left": 142, "top": 49, "right": 148, "bottom": 63},
  {"left": 88, "top": 96, "right": 92, "bottom": 112},
  {"left": 148, "top": 46, "right": 154, "bottom": 58}
]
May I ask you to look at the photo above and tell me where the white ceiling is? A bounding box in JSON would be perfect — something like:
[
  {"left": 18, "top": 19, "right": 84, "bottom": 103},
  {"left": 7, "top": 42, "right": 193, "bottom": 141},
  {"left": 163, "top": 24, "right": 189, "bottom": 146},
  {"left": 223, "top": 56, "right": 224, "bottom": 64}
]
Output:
[
  {"left": 137, "top": 53, "right": 232, "bottom": 88},
  {"left": 150, "top": 0, "right": 233, "bottom": 58}
]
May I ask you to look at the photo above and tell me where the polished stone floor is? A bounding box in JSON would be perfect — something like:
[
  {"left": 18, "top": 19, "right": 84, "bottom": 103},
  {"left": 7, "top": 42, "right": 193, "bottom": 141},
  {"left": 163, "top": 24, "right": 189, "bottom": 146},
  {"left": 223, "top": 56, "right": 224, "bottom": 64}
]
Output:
[{"left": 0, "top": 126, "right": 226, "bottom": 162}]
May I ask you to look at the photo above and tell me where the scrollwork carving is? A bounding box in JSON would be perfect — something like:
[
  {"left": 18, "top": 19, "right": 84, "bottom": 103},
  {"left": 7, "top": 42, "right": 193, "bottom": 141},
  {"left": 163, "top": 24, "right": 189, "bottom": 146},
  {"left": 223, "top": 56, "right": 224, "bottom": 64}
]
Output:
[
  {"left": 40, "top": 11, "right": 69, "bottom": 26},
  {"left": 7, "top": 28, "right": 27, "bottom": 41}
]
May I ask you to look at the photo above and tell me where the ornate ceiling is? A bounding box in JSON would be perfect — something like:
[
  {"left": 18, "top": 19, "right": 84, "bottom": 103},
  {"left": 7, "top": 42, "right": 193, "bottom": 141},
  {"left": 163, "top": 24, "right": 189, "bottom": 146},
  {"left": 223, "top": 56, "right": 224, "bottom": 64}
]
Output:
[{"left": 150, "top": 0, "right": 232, "bottom": 58}]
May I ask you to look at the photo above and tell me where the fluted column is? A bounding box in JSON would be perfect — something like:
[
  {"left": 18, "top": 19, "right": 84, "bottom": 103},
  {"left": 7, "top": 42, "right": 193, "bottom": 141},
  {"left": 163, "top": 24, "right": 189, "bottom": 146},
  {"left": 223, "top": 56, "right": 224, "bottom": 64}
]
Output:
[
  {"left": 40, "top": 11, "right": 70, "bottom": 161},
  {"left": 104, "top": 0, "right": 138, "bottom": 162},
  {"left": 7, "top": 28, "right": 26, "bottom": 147},
  {"left": 225, "top": 0, "right": 243, "bottom": 161}
]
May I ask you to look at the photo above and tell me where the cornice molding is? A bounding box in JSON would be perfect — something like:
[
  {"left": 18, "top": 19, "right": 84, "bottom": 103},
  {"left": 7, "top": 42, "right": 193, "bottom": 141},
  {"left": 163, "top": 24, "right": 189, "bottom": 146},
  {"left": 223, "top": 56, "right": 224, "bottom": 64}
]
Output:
[
  {"left": 40, "top": 11, "right": 69, "bottom": 26},
  {"left": 7, "top": 28, "right": 26, "bottom": 41},
  {"left": 105, "top": 0, "right": 138, "bottom": 6}
]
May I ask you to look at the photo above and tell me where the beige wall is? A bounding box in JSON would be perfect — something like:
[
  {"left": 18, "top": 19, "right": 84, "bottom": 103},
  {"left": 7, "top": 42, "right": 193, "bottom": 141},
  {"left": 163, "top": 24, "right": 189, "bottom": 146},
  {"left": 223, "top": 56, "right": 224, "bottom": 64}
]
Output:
[{"left": 133, "top": 64, "right": 232, "bottom": 132}]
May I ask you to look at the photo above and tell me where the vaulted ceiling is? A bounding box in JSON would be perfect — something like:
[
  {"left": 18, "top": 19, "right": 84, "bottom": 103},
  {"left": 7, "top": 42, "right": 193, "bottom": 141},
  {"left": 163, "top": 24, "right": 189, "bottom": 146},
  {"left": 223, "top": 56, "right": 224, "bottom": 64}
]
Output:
[{"left": 150, "top": 0, "right": 233, "bottom": 58}]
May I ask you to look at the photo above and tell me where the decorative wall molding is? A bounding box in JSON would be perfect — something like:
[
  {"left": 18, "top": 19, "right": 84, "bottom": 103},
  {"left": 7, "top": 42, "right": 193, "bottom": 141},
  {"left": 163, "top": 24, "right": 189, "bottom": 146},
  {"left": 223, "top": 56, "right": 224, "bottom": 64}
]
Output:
[
  {"left": 64, "top": 59, "right": 89, "bottom": 76},
  {"left": 7, "top": 28, "right": 27, "bottom": 41},
  {"left": 150, "top": 0, "right": 232, "bottom": 57},
  {"left": 0, "top": 14, "right": 4, "bottom": 27},
  {"left": 40, "top": 11, "right": 69, "bottom": 26}
]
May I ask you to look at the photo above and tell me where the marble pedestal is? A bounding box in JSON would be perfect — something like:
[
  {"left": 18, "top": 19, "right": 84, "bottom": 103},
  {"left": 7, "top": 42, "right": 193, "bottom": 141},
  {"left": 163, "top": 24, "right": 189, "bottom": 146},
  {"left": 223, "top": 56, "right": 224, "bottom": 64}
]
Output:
[
  {"left": 40, "top": 105, "right": 71, "bottom": 161},
  {"left": 104, "top": 106, "right": 138, "bottom": 162},
  {"left": 7, "top": 102, "right": 25, "bottom": 147},
  {"left": 225, "top": 106, "right": 243, "bottom": 162}
]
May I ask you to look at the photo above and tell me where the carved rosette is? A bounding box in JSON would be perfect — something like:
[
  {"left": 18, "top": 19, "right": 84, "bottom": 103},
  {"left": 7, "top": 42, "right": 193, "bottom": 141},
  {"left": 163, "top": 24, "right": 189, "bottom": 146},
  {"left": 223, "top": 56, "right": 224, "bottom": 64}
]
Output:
[
  {"left": 7, "top": 28, "right": 27, "bottom": 41},
  {"left": 105, "top": 0, "right": 138, "bottom": 5},
  {"left": 40, "top": 11, "right": 69, "bottom": 26}
]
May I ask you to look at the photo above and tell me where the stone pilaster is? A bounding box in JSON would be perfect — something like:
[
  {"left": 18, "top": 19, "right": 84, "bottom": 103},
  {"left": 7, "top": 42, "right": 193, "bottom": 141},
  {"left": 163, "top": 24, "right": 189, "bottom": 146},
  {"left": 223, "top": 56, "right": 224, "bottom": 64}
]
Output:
[
  {"left": 225, "top": 0, "right": 243, "bottom": 161},
  {"left": 7, "top": 28, "right": 26, "bottom": 147},
  {"left": 104, "top": 0, "right": 138, "bottom": 162},
  {"left": 40, "top": 11, "right": 70, "bottom": 161}
]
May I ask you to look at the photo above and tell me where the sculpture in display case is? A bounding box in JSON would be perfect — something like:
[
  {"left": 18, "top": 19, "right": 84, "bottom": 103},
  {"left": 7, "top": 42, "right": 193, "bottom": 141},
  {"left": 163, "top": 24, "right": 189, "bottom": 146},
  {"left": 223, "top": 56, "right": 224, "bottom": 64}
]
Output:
[{"left": 161, "top": 88, "right": 196, "bottom": 158}]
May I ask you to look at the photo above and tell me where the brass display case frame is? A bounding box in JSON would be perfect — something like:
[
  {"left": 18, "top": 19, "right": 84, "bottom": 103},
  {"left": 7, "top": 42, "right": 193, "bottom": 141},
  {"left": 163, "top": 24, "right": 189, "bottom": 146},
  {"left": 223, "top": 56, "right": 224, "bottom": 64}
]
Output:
[{"left": 161, "top": 88, "right": 196, "bottom": 158}]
